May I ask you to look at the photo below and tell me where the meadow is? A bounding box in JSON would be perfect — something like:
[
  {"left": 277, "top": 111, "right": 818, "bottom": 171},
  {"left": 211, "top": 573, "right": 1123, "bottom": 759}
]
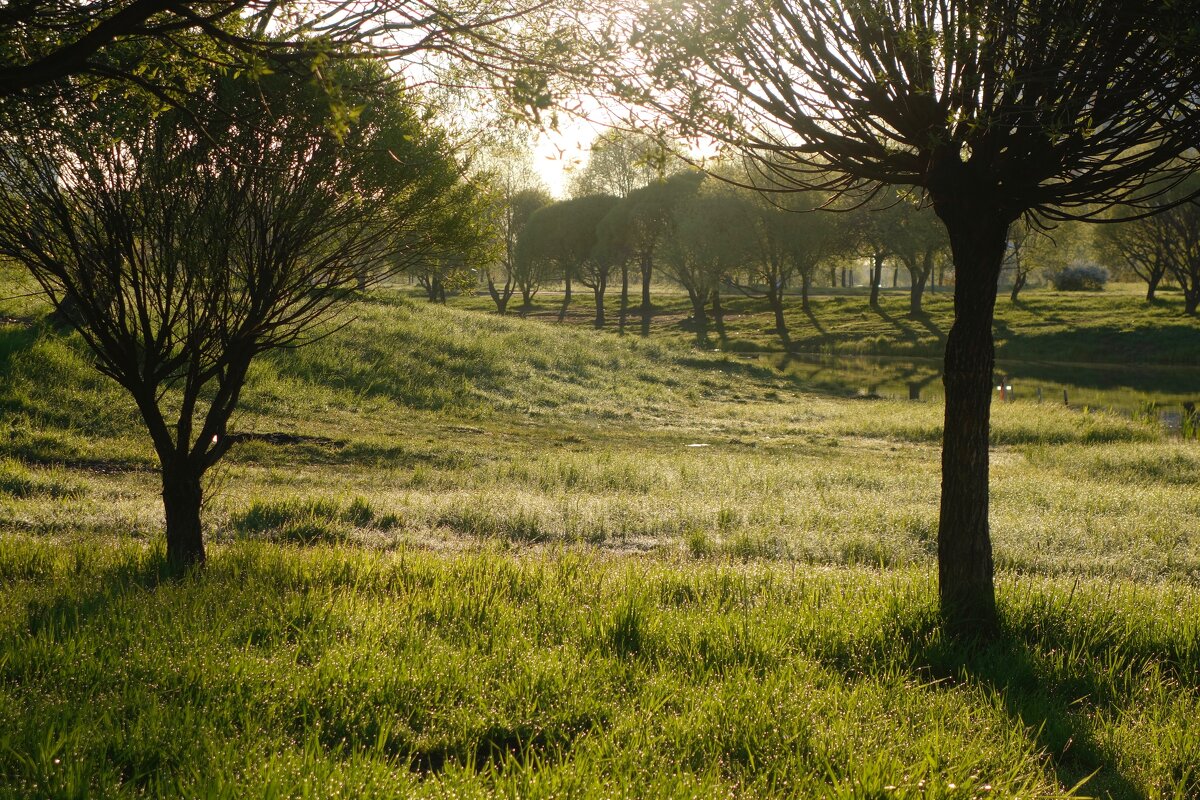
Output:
[{"left": 1, "top": 279, "right": 1198, "bottom": 798}]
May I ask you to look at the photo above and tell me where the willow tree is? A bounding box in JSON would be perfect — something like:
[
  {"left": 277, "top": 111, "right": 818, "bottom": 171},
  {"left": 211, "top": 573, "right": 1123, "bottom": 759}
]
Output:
[
  {"left": 626, "top": 0, "right": 1200, "bottom": 632},
  {"left": 0, "top": 64, "right": 481, "bottom": 570}
]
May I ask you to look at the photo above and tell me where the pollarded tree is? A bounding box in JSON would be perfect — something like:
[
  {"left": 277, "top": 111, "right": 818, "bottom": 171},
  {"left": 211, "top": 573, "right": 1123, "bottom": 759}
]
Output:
[
  {"left": 516, "top": 194, "right": 618, "bottom": 323},
  {"left": 627, "top": 0, "right": 1200, "bottom": 632},
  {"left": 0, "top": 63, "right": 481, "bottom": 570},
  {"left": 887, "top": 199, "right": 951, "bottom": 317},
  {"left": 658, "top": 183, "right": 754, "bottom": 338},
  {"left": 487, "top": 187, "right": 554, "bottom": 313},
  {"left": 732, "top": 188, "right": 842, "bottom": 343},
  {"left": 1098, "top": 180, "right": 1200, "bottom": 306}
]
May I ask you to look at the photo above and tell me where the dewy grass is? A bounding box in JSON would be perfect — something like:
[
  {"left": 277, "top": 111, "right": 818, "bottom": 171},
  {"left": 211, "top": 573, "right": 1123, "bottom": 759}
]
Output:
[
  {"left": 0, "top": 542, "right": 1197, "bottom": 798},
  {"left": 1, "top": 280, "right": 1198, "bottom": 797}
]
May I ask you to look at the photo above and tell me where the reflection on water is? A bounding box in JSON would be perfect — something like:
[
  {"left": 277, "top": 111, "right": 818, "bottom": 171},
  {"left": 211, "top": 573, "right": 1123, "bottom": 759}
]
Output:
[{"left": 753, "top": 352, "right": 1200, "bottom": 430}]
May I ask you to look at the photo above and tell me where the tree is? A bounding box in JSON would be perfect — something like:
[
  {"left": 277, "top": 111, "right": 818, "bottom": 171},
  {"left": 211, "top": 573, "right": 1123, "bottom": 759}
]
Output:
[
  {"left": 568, "top": 128, "right": 682, "bottom": 198},
  {"left": 516, "top": 195, "right": 617, "bottom": 323},
  {"left": 486, "top": 187, "right": 553, "bottom": 313},
  {"left": 658, "top": 183, "right": 753, "bottom": 340},
  {"left": 733, "top": 189, "right": 841, "bottom": 343},
  {"left": 886, "top": 199, "right": 950, "bottom": 317},
  {"left": 0, "top": 64, "right": 480, "bottom": 570},
  {"left": 1102, "top": 179, "right": 1200, "bottom": 313},
  {"left": 594, "top": 169, "right": 704, "bottom": 332},
  {"left": 627, "top": 0, "right": 1200, "bottom": 633}
]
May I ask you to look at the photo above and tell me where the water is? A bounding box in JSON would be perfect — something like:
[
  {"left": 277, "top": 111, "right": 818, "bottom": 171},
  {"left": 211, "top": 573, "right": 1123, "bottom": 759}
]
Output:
[{"left": 752, "top": 352, "right": 1200, "bottom": 429}]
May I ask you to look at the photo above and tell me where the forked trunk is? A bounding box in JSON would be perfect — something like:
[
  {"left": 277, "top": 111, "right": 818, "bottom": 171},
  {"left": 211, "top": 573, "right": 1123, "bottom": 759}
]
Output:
[
  {"left": 1146, "top": 272, "right": 1160, "bottom": 303},
  {"left": 933, "top": 202, "right": 1009, "bottom": 638},
  {"left": 163, "top": 461, "right": 205, "bottom": 571},
  {"left": 869, "top": 252, "right": 885, "bottom": 309}
]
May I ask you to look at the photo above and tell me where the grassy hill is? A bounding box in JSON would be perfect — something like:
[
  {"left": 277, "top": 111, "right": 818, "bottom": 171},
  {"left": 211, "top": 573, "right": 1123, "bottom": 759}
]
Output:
[
  {"left": 1, "top": 284, "right": 1198, "bottom": 798},
  {"left": 461, "top": 282, "right": 1200, "bottom": 365}
]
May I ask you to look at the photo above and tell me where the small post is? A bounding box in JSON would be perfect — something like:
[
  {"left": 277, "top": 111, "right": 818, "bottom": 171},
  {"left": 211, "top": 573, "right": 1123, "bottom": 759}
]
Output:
[
  {"left": 1063, "top": 388, "right": 1069, "bottom": 406},
  {"left": 1036, "top": 387, "right": 1043, "bottom": 403}
]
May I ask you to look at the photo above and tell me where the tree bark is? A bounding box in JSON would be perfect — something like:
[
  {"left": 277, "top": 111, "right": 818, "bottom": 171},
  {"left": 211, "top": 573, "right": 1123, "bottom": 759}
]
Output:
[
  {"left": 162, "top": 461, "right": 205, "bottom": 571},
  {"left": 711, "top": 287, "right": 726, "bottom": 342},
  {"left": 593, "top": 278, "right": 606, "bottom": 328},
  {"left": 558, "top": 273, "right": 572, "bottom": 322},
  {"left": 769, "top": 287, "right": 789, "bottom": 346},
  {"left": 801, "top": 273, "right": 812, "bottom": 315},
  {"left": 933, "top": 200, "right": 1009, "bottom": 638},
  {"left": 1146, "top": 272, "right": 1161, "bottom": 303},
  {"left": 640, "top": 253, "right": 653, "bottom": 311},
  {"left": 910, "top": 269, "right": 929, "bottom": 317},
  {"left": 619, "top": 262, "right": 629, "bottom": 334},
  {"left": 869, "top": 252, "right": 884, "bottom": 309},
  {"left": 687, "top": 287, "right": 708, "bottom": 329},
  {"left": 1008, "top": 271, "right": 1027, "bottom": 303}
]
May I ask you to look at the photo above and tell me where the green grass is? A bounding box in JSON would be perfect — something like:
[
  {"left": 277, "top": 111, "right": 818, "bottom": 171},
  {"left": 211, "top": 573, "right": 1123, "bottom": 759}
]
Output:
[
  {"left": 1, "top": 278, "right": 1199, "bottom": 797},
  {"left": 459, "top": 281, "right": 1200, "bottom": 365},
  {"left": 2, "top": 541, "right": 1198, "bottom": 798}
]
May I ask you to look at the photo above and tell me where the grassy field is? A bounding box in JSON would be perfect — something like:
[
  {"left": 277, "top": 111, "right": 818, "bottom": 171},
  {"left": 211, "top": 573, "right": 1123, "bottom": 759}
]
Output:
[
  {"left": 1, "top": 280, "right": 1198, "bottom": 798},
  {"left": 458, "top": 281, "right": 1200, "bottom": 365}
]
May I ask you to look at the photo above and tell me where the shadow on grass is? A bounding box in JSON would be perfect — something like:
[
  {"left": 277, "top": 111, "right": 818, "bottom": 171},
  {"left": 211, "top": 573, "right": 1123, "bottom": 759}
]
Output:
[
  {"left": 817, "top": 614, "right": 1160, "bottom": 799},
  {"left": 23, "top": 548, "right": 175, "bottom": 639}
]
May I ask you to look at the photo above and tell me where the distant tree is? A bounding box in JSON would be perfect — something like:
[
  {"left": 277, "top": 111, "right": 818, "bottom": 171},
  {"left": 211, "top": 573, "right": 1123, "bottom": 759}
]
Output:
[
  {"left": 574, "top": 196, "right": 622, "bottom": 326},
  {"left": 569, "top": 128, "right": 683, "bottom": 198},
  {"left": 627, "top": 0, "right": 1200, "bottom": 632},
  {"left": 595, "top": 170, "right": 705, "bottom": 332},
  {"left": 1098, "top": 183, "right": 1200, "bottom": 306},
  {"left": 887, "top": 200, "right": 950, "bottom": 317},
  {"left": 516, "top": 195, "right": 617, "bottom": 323},
  {"left": 733, "top": 190, "right": 841, "bottom": 344},
  {"left": 487, "top": 184, "right": 553, "bottom": 313},
  {"left": 658, "top": 185, "right": 753, "bottom": 339},
  {"left": 844, "top": 192, "right": 907, "bottom": 310},
  {"left": 0, "top": 64, "right": 479, "bottom": 570},
  {"left": 1004, "top": 222, "right": 1035, "bottom": 303}
]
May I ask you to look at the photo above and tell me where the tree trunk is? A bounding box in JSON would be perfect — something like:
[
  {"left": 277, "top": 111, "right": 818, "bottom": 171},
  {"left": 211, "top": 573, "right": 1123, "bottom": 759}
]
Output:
[
  {"left": 711, "top": 287, "right": 726, "bottom": 342},
  {"left": 829, "top": 267, "right": 838, "bottom": 288},
  {"left": 933, "top": 204, "right": 1009, "bottom": 638},
  {"left": 910, "top": 269, "right": 929, "bottom": 317},
  {"left": 1146, "top": 272, "right": 1161, "bottom": 303},
  {"left": 641, "top": 253, "right": 653, "bottom": 311},
  {"left": 619, "top": 262, "right": 629, "bottom": 334},
  {"left": 801, "top": 272, "right": 812, "bottom": 315},
  {"left": 162, "top": 462, "right": 205, "bottom": 571},
  {"left": 1185, "top": 287, "right": 1199, "bottom": 315},
  {"left": 869, "top": 252, "right": 884, "bottom": 309},
  {"left": 558, "top": 274, "right": 572, "bottom": 322},
  {"left": 594, "top": 278, "right": 606, "bottom": 328},
  {"left": 1009, "top": 271, "right": 1027, "bottom": 303},
  {"left": 769, "top": 287, "right": 789, "bottom": 346},
  {"left": 688, "top": 288, "right": 708, "bottom": 329},
  {"left": 893, "top": 267, "right": 899, "bottom": 288}
]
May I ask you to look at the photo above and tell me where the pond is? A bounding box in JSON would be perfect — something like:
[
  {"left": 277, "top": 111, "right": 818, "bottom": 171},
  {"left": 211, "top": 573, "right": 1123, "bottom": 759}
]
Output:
[{"left": 752, "top": 352, "right": 1200, "bottom": 431}]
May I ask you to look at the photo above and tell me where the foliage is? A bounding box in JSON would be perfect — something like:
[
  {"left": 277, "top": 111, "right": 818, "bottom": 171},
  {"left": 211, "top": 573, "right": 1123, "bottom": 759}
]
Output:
[
  {"left": 0, "top": 60, "right": 479, "bottom": 566},
  {"left": 1048, "top": 263, "right": 1109, "bottom": 292}
]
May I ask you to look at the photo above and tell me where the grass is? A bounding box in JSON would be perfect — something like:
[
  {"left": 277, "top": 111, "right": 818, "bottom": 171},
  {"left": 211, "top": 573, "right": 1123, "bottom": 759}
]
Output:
[
  {"left": 1, "top": 274, "right": 1199, "bottom": 797},
  {"left": 460, "top": 281, "right": 1200, "bottom": 365}
]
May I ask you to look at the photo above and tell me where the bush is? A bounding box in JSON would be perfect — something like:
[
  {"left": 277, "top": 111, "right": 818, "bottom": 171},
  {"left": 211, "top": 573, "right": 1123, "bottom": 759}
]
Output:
[{"left": 1048, "top": 262, "right": 1108, "bottom": 291}]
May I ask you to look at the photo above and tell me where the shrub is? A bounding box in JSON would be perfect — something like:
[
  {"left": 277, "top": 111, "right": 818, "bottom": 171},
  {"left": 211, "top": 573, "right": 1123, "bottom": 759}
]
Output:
[{"left": 1048, "top": 262, "right": 1108, "bottom": 291}]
